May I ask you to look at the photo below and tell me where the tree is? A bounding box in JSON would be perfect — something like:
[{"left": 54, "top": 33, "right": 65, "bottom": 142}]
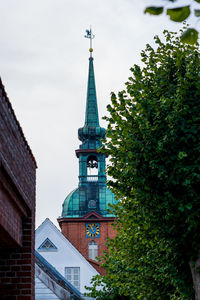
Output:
[
  {"left": 86, "top": 29, "right": 200, "bottom": 299},
  {"left": 87, "top": 203, "right": 191, "bottom": 299},
  {"left": 144, "top": 1, "right": 200, "bottom": 44}
]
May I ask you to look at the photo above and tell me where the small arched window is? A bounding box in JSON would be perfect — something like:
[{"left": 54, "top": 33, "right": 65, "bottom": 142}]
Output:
[{"left": 88, "top": 241, "right": 98, "bottom": 261}]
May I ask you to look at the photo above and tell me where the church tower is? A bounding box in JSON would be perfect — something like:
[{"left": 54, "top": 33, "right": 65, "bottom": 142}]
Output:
[{"left": 58, "top": 29, "right": 117, "bottom": 274}]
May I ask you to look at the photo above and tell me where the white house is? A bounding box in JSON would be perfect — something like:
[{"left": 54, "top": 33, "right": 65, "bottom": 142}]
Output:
[{"left": 35, "top": 218, "right": 99, "bottom": 294}]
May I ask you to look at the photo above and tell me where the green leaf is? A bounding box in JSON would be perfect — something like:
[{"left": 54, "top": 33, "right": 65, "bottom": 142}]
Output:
[
  {"left": 144, "top": 6, "right": 164, "bottom": 16},
  {"left": 194, "top": 9, "right": 200, "bottom": 17},
  {"left": 178, "top": 152, "right": 187, "bottom": 159},
  {"left": 178, "top": 204, "right": 184, "bottom": 212},
  {"left": 167, "top": 6, "right": 190, "bottom": 22},
  {"left": 186, "top": 203, "right": 193, "bottom": 210},
  {"left": 194, "top": 0, "right": 200, "bottom": 3},
  {"left": 180, "top": 28, "right": 198, "bottom": 44}
]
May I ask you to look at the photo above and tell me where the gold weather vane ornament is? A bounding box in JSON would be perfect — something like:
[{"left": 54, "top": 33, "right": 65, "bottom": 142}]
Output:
[{"left": 84, "top": 27, "right": 95, "bottom": 57}]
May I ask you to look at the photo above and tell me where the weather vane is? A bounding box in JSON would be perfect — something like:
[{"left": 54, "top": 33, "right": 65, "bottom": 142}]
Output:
[{"left": 84, "top": 27, "right": 95, "bottom": 57}]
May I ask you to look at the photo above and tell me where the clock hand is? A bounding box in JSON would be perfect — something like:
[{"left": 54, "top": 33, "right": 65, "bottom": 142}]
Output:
[{"left": 89, "top": 224, "right": 95, "bottom": 233}]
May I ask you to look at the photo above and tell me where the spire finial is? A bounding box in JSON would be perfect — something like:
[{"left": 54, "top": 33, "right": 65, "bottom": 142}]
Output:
[{"left": 84, "top": 26, "right": 95, "bottom": 57}]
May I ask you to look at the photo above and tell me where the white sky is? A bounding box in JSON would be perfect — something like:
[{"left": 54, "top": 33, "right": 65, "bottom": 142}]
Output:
[{"left": 0, "top": 0, "right": 197, "bottom": 228}]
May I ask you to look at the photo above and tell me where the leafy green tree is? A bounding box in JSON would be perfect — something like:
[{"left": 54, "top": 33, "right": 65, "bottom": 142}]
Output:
[
  {"left": 87, "top": 203, "right": 191, "bottom": 299},
  {"left": 144, "top": 1, "right": 200, "bottom": 44},
  {"left": 86, "top": 29, "right": 200, "bottom": 299}
]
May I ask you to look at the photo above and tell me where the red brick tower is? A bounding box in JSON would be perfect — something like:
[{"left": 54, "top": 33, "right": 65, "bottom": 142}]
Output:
[{"left": 58, "top": 29, "right": 117, "bottom": 275}]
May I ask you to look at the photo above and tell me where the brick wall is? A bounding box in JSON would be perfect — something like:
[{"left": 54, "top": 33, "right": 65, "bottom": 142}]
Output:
[
  {"left": 0, "top": 78, "right": 36, "bottom": 299},
  {"left": 0, "top": 80, "right": 35, "bottom": 209},
  {"left": 0, "top": 216, "right": 35, "bottom": 300}
]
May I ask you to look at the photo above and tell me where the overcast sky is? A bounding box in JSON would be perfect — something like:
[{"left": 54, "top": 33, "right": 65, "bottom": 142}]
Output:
[{"left": 0, "top": 0, "right": 197, "bottom": 228}]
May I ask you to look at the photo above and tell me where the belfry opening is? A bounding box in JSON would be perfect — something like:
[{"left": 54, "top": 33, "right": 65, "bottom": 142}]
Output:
[{"left": 87, "top": 155, "right": 98, "bottom": 177}]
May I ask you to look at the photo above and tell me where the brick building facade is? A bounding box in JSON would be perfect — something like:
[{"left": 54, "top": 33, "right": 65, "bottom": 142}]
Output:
[
  {"left": 0, "top": 78, "right": 37, "bottom": 299},
  {"left": 59, "top": 212, "right": 116, "bottom": 275}
]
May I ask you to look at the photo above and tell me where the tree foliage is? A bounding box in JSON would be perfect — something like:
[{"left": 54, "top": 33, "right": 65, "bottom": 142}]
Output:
[
  {"left": 144, "top": 1, "right": 200, "bottom": 44},
  {"left": 86, "top": 29, "right": 200, "bottom": 299}
]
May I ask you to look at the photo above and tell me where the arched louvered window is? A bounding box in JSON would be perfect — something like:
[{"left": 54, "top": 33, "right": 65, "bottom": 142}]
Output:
[{"left": 88, "top": 240, "right": 98, "bottom": 261}]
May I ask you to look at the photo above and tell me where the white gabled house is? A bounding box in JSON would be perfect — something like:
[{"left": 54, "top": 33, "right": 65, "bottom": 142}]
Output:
[{"left": 35, "top": 218, "right": 99, "bottom": 294}]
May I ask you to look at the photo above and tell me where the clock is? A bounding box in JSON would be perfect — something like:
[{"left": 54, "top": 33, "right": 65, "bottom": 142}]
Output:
[{"left": 85, "top": 223, "right": 100, "bottom": 238}]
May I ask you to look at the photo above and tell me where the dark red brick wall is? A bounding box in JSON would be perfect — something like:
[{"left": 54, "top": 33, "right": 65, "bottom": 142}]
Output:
[
  {"left": 60, "top": 220, "right": 116, "bottom": 275},
  {"left": 0, "top": 216, "right": 35, "bottom": 300},
  {"left": 0, "top": 81, "right": 36, "bottom": 210},
  {"left": 0, "top": 79, "right": 36, "bottom": 299}
]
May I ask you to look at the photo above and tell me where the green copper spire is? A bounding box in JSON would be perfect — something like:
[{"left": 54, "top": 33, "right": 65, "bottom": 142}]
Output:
[
  {"left": 78, "top": 28, "right": 105, "bottom": 149},
  {"left": 84, "top": 57, "right": 99, "bottom": 127},
  {"left": 60, "top": 29, "right": 117, "bottom": 219},
  {"left": 84, "top": 27, "right": 99, "bottom": 127}
]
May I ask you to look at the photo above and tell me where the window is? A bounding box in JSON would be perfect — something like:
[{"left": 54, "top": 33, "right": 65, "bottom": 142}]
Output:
[
  {"left": 88, "top": 241, "right": 98, "bottom": 261},
  {"left": 87, "top": 155, "right": 98, "bottom": 176},
  {"left": 38, "top": 238, "right": 57, "bottom": 251},
  {"left": 65, "top": 267, "right": 80, "bottom": 291}
]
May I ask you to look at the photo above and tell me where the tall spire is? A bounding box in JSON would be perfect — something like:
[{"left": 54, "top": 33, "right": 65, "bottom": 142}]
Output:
[
  {"left": 84, "top": 27, "right": 99, "bottom": 127},
  {"left": 78, "top": 28, "right": 105, "bottom": 147},
  {"left": 85, "top": 57, "right": 99, "bottom": 127}
]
